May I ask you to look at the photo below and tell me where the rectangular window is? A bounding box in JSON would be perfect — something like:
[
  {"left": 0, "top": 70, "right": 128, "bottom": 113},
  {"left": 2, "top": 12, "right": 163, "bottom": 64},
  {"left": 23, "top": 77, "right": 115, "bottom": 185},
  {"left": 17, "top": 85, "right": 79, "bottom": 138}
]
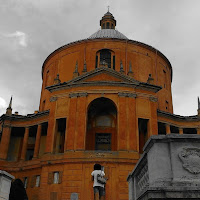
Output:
[
  {"left": 24, "top": 177, "right": 28, "bottom": 188},
  {"left": 165, "top": 101, "right": 169, "bottom": 110},
  {"left": 113, "top": 56, "right": 115, "bottom": 70},
  {"left": 158, "top": 122, "right": 166, "bottom": 135},
  {"left": 53, "top": 172, "right": 59, "bottom": 184},
  {"left": 95, "top": 56, "right": 98, "bottom": 68},
  {"left": 36, "top": 175, "right": 40, "bottom": 187}
]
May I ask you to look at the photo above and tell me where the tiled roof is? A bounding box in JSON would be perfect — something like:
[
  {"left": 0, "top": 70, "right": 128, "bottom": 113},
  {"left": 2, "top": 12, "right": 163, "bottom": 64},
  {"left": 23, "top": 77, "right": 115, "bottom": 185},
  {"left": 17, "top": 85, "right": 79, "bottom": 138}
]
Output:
[{"left": 88, "top": 29, "right": 128, "bottom": 40}]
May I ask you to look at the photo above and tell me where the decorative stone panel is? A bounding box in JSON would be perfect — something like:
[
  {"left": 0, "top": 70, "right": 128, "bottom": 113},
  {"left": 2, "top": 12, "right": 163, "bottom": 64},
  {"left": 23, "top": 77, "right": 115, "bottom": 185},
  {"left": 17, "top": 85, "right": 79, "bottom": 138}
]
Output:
[{"left": 118, "top": 92, "right": 137, "bottom": 98}]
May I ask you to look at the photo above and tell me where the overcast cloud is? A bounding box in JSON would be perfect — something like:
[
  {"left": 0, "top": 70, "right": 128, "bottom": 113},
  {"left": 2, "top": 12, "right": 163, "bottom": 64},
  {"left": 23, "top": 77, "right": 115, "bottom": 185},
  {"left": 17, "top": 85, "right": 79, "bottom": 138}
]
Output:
[{"left": 0, "top": 0, "right": 199, "bottom": 116}]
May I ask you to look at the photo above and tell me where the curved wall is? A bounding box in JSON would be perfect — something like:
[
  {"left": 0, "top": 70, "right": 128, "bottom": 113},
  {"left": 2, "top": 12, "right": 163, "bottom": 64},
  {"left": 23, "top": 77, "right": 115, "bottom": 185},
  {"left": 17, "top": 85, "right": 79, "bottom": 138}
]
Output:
[{"left": 40, "top": 39, "right": 173, "bottom": 113}]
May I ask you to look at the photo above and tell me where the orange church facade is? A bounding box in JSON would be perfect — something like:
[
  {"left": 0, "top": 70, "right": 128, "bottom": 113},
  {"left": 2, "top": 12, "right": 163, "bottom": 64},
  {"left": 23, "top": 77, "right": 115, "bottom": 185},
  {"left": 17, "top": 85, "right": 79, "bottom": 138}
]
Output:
[{"left": 0, "top": 11, "right": 200, "bottom": 200}]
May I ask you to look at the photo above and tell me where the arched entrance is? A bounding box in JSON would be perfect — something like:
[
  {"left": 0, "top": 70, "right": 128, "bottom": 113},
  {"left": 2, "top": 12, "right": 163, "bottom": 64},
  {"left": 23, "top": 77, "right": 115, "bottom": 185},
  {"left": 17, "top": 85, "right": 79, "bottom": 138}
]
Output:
[{"left": 86, "top": 97, "right": 117, "bottom": 151}]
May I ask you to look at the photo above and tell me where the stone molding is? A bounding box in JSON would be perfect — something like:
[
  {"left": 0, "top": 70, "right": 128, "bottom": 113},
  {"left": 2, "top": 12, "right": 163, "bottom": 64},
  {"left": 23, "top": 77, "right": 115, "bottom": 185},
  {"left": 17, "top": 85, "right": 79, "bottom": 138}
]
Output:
[
  {"left": 149, "top": 97, "right": 158, "bottom": 102},
  {"left": 69, "top": 92, "right": 88, "bottom": 98},
  {"left": 118, "top": 92, "right": 137, "bottom": 98},
  {"left": 0, "top": 110, "right": 49, "bottom": 123},
  {"left": 50, "top": 96, "right": 58, "bottom": 102},
  {"left": 158, "top": 110, "right": 200, "bottom": 122}
]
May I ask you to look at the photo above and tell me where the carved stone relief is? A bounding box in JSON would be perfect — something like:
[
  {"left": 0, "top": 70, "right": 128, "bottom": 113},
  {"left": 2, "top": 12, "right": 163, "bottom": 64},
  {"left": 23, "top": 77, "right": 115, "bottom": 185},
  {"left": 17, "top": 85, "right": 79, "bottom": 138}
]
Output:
[
  {"left": 149, "top": 97, "right": 158, "bottom": 102},
  {"left": 118, "top": 92, "right": 137, "bottom": 98},
  {"left": 179, "top": 147, "right": 200, "bottom": 174},
  {"left": 69, "top": 92, "right": 88, "bottom": 98},
  {"left": 50, "top": 97, "right": 58, "bottom": 102}
]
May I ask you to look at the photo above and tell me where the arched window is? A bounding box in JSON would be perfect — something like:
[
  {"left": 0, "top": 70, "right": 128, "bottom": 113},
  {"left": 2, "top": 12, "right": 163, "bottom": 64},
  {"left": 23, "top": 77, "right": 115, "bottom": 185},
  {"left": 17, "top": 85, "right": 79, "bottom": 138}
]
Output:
[
  {"left": 103, "top": 23, "right": 105, "bottom": 29},
  {"left": 95, "top": 49, "right": 115, "bottom": 69}
]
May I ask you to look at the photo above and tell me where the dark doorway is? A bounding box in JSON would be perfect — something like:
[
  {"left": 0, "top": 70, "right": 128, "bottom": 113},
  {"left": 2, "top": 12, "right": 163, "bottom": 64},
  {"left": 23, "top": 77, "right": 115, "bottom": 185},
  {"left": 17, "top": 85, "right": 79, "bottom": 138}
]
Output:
[{"left": 86, "top": 97, "right": 117, "bottom": 151}]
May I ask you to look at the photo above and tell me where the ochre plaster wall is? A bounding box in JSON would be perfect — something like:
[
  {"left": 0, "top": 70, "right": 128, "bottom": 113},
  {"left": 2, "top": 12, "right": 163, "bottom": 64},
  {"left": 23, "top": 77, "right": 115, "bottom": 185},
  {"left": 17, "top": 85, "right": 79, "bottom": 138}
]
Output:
[{"left": 40, "top": 39, "right": 173, "bottom": 113}]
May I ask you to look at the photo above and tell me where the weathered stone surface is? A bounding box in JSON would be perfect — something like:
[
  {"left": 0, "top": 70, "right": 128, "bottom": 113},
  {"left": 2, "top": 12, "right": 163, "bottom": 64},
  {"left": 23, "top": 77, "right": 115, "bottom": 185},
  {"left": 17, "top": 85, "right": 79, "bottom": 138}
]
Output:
[
  {"left": 127, "top": 135, "right": 200, "bottom": 199},
  {"left": 0, "top": 170, "right": 15, "bottom": 200},
  {"left": 70, "top": 193, "right": 78, "bottom": 200}
]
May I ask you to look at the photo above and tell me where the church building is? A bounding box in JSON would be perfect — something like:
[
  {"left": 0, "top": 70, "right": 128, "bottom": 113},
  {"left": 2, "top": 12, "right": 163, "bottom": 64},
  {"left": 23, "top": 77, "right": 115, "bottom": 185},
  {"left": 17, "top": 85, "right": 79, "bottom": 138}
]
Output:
[{"left": 0, "top": 11, "right": 200, "bottom": 200}]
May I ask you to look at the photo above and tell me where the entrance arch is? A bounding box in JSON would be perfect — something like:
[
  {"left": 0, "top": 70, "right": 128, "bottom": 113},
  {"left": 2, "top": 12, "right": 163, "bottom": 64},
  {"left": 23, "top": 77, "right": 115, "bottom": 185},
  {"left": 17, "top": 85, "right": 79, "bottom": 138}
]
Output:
[{"left": 86, "top": 97, "right": 117, "bottom": 151}]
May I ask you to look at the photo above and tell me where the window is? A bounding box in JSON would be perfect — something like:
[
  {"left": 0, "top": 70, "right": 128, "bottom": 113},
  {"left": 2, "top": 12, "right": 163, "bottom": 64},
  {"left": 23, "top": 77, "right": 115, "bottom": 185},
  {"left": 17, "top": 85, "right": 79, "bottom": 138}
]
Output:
[
  {"left": 24, "top": 177, "right": 28, "bottom": 188},
  {"left": 36, "top": 175, "right": 40, "bottom": 187},
  {"left": 53, "top": 172, "right": 59, "bottom": 184},
  {"left": 158, "top": 122, "right": 166, "bottom": 135},
  {"left": 103, "top": 23, "right": 105, "bottom": 29},
  {"left": 113, "top": 56, "right": 115, "bottom": 70},
  {"left": 96, "top": 49, "right": 115, "bottom": 69},
  {"left": 163, "top": 70, "right": 167, "bottom": 89},
  {"left": 95, "top": 55, "right": 98, "bottom": 68},
  {"left": 165, "top": 101, "right": 168, "bottom": 110}
]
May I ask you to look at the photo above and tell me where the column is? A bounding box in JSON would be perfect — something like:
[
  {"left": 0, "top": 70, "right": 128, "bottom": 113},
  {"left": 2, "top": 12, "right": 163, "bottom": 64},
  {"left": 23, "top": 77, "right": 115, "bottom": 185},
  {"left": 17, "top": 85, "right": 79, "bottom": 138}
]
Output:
[
  {"left": 197, "top": 128, "right": 200, "bottom": 135},
  {"left": 33, "top": 124, "right": 42, "bottom": 158},
  {"left": 166, "top": 124, "right": 170, "bottom": 134},
  {"left": 118, "top": 93, "right": 127, "bottom": 150},
  {"left": 179, "top": 128, "right": 183, "bottom": 134},
  {"left": 75, "top": 93, "right": 87, "bottom": 150},
  {"left": 64, "top": 93, "right": 78, "bottom": 151},
  {"left": 20, "top": 127, "right": 29, "bottom": 160},
  {"left": 0, "top": 125, "right": 11, "bottom": 160}
]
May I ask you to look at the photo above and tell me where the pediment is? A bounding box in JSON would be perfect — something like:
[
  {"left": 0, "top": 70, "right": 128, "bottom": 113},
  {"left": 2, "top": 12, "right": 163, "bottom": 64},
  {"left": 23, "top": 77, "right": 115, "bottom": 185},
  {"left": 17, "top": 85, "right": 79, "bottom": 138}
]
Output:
[
  {"left": 68, "top": 67, "right": 139, "bottom": 85},
  {"left": 46, "top": 67, "right": 162, "bottom": 93},
  {"left": 84, "top": 73, "right": 123, "bottom": 82}
]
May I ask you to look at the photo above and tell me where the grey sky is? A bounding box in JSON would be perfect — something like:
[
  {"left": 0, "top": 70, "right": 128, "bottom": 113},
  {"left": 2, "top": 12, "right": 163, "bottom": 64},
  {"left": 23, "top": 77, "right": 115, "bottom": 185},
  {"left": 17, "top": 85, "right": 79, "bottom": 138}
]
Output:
[{"left": 0, "top": 0, "right": 199, "bottom": 116}]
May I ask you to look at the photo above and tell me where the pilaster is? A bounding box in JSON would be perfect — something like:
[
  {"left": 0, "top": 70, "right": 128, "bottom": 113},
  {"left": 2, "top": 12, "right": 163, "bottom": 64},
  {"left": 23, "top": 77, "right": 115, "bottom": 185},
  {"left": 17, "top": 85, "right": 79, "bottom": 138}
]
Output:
[
  {"left": 118, "top": 93, "right": 127, "bottom": 150},
  {"left": 127, "top": 96, "right": 137, "bottom": 151},
  {"left": 75, "top": 93, "right": 87, "bottom": 150},
  {"left": 0, "top": 125, "right": 11, "bottom": 160},
  {"left": 65, "top": 94, "right": 78, "bottom": 151}
]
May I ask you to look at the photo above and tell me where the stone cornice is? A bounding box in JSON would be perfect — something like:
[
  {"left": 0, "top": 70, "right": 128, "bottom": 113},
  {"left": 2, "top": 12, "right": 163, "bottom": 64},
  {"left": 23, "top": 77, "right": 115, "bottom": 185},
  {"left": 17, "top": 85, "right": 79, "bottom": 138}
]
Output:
[
  {"left": 157, "top": 110, "right": 200, "bottom": 122},
  {"left": 0, "top": 110, "right": 49, "bottom": 122}
]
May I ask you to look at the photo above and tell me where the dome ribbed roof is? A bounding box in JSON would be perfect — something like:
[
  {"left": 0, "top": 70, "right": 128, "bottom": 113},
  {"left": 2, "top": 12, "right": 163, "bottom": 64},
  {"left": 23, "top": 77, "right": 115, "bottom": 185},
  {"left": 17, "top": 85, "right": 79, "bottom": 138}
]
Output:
[{"left": 88, "top": 29, "right": 128, "bottom": 40}]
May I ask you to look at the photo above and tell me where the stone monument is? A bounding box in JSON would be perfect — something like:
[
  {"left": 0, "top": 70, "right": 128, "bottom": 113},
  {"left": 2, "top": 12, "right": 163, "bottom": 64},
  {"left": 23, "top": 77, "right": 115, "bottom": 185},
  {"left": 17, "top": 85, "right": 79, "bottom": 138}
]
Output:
[
  {"left": 0, "top": 170, "right": 14, "bottom": 200},
  {"left": 127, "top": 134, "right": 200, "bottom": 200}
]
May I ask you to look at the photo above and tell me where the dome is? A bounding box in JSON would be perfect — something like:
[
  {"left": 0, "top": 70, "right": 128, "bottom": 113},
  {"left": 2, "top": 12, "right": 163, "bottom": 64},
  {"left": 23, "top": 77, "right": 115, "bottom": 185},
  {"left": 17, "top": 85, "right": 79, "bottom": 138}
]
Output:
[{"left": 88, "top": 29, "right": 128, "bottom": 40}]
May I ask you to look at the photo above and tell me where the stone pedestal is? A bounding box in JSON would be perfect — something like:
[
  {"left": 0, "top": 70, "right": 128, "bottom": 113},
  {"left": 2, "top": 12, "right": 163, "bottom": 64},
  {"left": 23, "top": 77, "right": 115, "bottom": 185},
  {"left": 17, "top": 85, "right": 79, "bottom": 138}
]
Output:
[
  {"left": 127, "top": 134, "right": 200, "bottom": 200},
  {"left": 0, "top": 170, "right": 15, "bottom": 200}
]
